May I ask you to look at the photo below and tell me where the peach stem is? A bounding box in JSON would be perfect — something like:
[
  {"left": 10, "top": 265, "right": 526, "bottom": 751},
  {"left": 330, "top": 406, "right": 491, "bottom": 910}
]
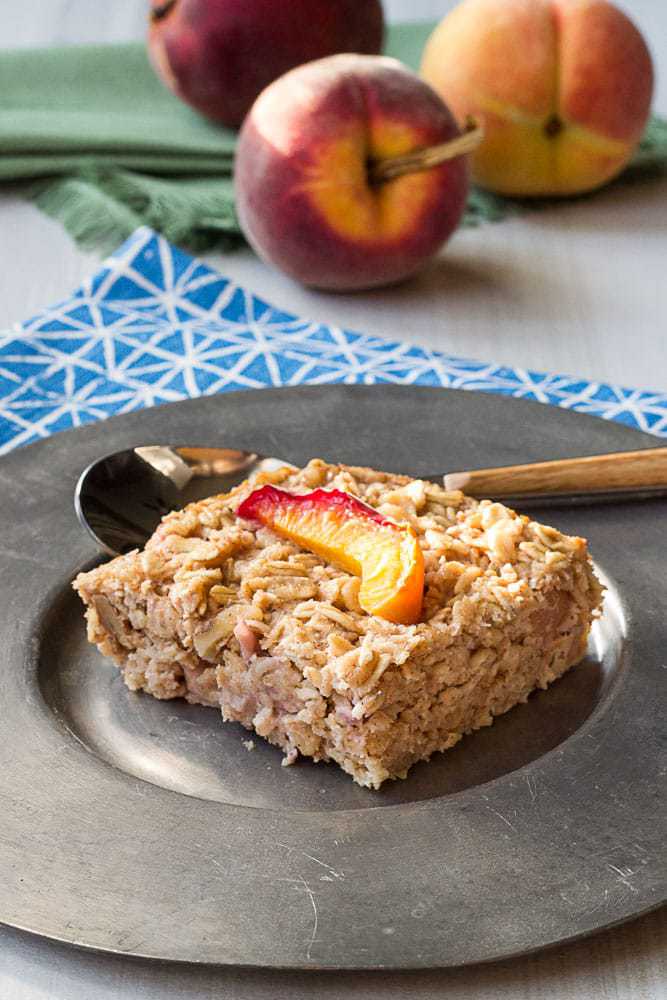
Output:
[
  {"left": 369, "top": 119, "right": 484, "bottom": 184},
  {"left": 150, "top": 0, "right": 178, "bottom": 22}
]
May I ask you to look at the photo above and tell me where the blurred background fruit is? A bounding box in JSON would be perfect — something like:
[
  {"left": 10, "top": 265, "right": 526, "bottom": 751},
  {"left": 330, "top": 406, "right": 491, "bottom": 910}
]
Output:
[
  {"left": 148, "top": 0, "right": 385, "bottom": 129},
  {"left": 421, "top": 0, "right": 654, "bottom": 196},
  {"left": 234, "top": 54, "right": 470, "bottom": 291}
]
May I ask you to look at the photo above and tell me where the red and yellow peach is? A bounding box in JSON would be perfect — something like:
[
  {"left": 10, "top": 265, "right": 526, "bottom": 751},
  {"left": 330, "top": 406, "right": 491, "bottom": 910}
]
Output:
[
  {"left": 148, "top": 0, "right": 385, "bottom": 129},
  {"left": 421, "top": 0, "right": 654, "bottom": 196},
  {"left": 234, "top": 54, "right": 470, "bottom": 290}
]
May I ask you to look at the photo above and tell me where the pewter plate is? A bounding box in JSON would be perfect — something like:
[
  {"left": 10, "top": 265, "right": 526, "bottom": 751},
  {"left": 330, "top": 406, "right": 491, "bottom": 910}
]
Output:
[{"left": 0, "top": 385, "right": 664, "bottom": 968}]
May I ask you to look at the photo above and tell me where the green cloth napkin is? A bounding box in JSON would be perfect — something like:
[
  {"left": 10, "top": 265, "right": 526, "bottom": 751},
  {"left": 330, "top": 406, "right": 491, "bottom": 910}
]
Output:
[{"left": 1, "top": 23, "right": 665, "bottom": 252}]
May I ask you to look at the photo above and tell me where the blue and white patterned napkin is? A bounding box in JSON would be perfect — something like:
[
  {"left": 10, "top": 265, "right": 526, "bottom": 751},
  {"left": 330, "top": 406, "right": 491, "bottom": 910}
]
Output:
[{"left": 1, "top": 227, "right": 665, "bottom": 455}]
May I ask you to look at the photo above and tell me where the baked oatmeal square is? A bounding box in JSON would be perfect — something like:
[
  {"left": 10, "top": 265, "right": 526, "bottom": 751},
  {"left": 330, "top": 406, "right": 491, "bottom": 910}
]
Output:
[{"left": 74, "top": 459, "right": 603, "bottom": 788}]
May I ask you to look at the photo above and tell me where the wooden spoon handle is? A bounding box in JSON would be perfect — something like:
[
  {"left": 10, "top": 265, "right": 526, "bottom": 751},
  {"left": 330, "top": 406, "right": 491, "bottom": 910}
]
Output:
[{"left": 443, "top": 447, "right": 667, "bottom": 498}]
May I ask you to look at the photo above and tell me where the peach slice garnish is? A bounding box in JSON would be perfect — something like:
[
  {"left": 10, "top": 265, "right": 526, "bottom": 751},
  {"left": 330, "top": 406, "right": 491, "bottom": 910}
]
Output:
[{"left": 237, "top": 486, "right": 424, "bottom": 625}]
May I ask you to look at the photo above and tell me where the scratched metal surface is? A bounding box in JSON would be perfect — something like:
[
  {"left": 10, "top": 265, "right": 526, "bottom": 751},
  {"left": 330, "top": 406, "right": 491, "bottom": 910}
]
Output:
[{"left": 0, "top": 385, "right": 664, "bottom": 969}]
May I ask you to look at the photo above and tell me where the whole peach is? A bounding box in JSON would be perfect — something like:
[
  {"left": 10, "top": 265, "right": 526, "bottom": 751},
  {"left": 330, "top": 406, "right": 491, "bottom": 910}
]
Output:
[
  {"left": 234, "top": 55, "right": 470, "bottom": 291},
  {"left": 148, "top": 0, "right": 385, "bottom": 129},
  {"left": 421, "top": 0, "right": 653, "bottom": 196}
]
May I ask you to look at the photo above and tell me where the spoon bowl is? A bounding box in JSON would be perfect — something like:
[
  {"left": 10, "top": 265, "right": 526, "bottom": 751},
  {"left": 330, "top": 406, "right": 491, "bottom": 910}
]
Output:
[{"left": 75, "top": 446, "right": 291, "bottom": 556}]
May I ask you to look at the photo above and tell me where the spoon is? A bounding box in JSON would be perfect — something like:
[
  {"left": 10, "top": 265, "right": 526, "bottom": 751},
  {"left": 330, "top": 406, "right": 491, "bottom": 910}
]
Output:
[
  {"left": 75, "top": 447, "right": 290, "bottom": 556},
  {"left": 76, "top": 444, "right": 667, "bottom": 557}
]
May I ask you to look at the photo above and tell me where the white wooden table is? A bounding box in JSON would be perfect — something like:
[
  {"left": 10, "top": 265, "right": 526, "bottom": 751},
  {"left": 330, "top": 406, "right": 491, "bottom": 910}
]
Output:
[{"left": 1, "top": 2, "right": 665, "bottom": 998}]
